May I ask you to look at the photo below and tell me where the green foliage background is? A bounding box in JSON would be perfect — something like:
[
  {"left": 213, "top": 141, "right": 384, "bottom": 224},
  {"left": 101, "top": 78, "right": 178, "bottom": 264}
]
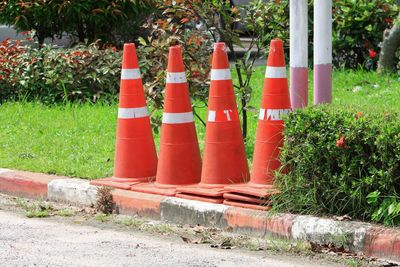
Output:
[
  {"left": 0, "top": 0, "right": 156, "bottom": 45},
  {"left": 0, "top": 40, "right": 122, "bottom": 103}
]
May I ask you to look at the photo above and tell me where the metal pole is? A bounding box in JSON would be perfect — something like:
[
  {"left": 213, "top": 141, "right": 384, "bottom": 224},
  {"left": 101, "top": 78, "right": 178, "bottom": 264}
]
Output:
[
  {"left": 290, "top": 0, "right": 308, "bottom": 109},
  {"left": 313, "top": 0, "right": 332, "bottom": 105}
]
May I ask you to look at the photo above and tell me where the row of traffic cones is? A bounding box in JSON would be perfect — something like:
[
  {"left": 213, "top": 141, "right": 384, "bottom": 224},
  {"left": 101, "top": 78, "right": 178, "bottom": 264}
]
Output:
[{"left": 91, "top": 39, "right": 291, "bottom": 211}]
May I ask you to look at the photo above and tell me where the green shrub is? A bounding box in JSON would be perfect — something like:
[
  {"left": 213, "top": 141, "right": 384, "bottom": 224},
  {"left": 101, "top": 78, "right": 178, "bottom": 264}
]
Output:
[
  {"left": 333, "top": 0, "right": 398, "bottom": 69},
  {"left": 229, "top": 0, "right": 397, "bottom": 69},
  {"left": 140, "top": 0, "right": 289, "bottom": 136},
  {"left": 0, "top": 39, "right": 122, "bottom": 103},
  {"left": 273, "top": 106, "right": 400, "bottom": 225},
  {"left": 0, "top": 0, "right": 156, "bottom": 45}
]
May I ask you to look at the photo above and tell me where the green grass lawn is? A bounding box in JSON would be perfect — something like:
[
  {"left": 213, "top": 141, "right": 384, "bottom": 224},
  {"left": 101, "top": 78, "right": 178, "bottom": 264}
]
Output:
[{"left": 1, "top": 68, "right": 399, "bottom": 179}]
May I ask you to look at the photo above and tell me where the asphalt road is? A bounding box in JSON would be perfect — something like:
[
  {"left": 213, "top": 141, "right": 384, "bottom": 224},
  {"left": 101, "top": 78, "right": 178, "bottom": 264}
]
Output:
[{"left": 0, "top": 209, "right": 347, "bottom": 267}]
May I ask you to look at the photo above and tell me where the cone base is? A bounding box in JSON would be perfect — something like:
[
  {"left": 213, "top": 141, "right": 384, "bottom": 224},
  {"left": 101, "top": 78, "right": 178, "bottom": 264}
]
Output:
[
  {"left": 222, "top": 183, "right": 279, "bottom": 210},
  {"left": 130, "top": 182, "right": 178, "bottom": 196},
  {"left": 176, "top": 184, "right": 227, "bottom": 197},
  {"left": 224, "top": 183, "right": 280, "bottom": 198},
  {"left": 112, "top": 177, "right": 155, "bottom": 183},
  {"left": 175, "top": 184, "right": 228, "bottom": 204},
  {"left": 223, "top": 199, "right": 272, "bottom": 211},
  {"left": 90, "top": 177, "right": 142, "bottom": 190},
  {"left": 223, "top": 192, "right": 271, "bottom": 205},
  {"left": 175, "top": 193, "right": 223, "bottom": 204}
]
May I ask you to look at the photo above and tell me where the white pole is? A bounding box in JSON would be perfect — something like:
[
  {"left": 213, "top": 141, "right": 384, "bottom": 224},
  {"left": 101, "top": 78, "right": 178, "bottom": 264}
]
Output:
[
  {"left": 290, "top": 0, "right": 308, "bottom": 109},
  {"left": 314, "top": 0, "right": 332, "bottom": 104}
]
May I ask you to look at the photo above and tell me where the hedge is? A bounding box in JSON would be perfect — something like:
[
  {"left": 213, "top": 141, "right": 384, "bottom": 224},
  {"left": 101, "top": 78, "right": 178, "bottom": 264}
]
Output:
[
  {"left": 0, "top": 39, "right": 122, "bottom": 104},
  {"left": 273, "top": 106, "right": 400, "bottom": 226}
]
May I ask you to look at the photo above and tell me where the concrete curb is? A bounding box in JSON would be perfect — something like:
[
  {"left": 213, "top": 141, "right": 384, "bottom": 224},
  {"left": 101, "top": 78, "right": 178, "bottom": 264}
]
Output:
[
  {"left": 0, "top": 169, "right": 399, "bottom": 262},
  {"left": 48, "top": 179, "right": 98, "bottom": 206}
]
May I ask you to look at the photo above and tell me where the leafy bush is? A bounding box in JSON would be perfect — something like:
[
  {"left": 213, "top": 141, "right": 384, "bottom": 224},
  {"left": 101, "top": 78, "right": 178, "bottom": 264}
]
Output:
[
  {"left": 0, "top": 39, "right": 122, "bottom": 103},
  {"left": 273, "top": 106, "right": 400, "bottom": 225},
  {"left": 139, "top": 0, "right": 287, "bottom": 136},
  {"left": 333, "top": 0, "right": 398, "bottom": 69},
  {"left": 227, "top": 0, "right": 397, "bottom": 69},
  {"left": 0, "top": 0, "right": 156, "bottom": 45},
  {"left": 137, "top": 2, "right": 213, "bottom": 115}
]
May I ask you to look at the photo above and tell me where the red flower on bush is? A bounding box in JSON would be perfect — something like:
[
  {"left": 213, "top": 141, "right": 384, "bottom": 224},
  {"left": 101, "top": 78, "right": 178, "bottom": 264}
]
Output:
[
  {"left": 191, "top": 70, "right": 200, "bottom": 77},
  {"left": 355, "top": 111, "right": 363, "bottom": 119},
  {"left": 180, "top": 18, "right": 189, "bottom": 24},
  {"left": 71, "top": 51, "right": 83, "bottom": 56},
  {"left": 385, "top": 17, "right": 393, "bottom": 24},
  {"left": 369, "top": 49, "right": 377, "bottom": 58},
  {"left": 336, "top": 135, "right": 348, "bottom": 149}
]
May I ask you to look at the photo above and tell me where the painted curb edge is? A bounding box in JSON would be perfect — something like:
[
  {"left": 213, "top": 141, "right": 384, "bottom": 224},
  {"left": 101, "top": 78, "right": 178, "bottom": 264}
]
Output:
[{"left": 0, "top": 169, "right": 399, "bottom": 263}]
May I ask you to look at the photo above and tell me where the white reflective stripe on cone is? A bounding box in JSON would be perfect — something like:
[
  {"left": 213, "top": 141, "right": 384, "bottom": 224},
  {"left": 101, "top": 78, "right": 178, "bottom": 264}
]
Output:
[
  {"left": 259, "top": 109, "right": 291, "bottom": 121},
  {"left": 259, "top": 109, "right": 266, "bottom": 120},
  {"left": 208, "top": 111, "right": 216, "bottom": 122},
  {"left": 118, "top": 107, "right": 149, "bottom": 119},
  {"left": 210, "top": 69, "right": 231, "bottom": 80},
  {"left": 121, "top": 68, "right": 141, "bottom": 80},
  {"left": 166, "top": 72, "right": 187, "bottom": 83},
  {"left": 265, "top": 66, "right": 286, "bottom": 78},
  {"left": 162, "top": 112, "right": 194, "bottom": 124}
]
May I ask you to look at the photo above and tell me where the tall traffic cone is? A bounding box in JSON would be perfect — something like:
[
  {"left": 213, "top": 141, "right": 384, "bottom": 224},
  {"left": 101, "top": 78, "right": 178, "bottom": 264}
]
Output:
[
  {"left": 176, "top": 42, "right": 250, "bottom": 204},
  {"left": 223, "top": 39, "right": 291, "bottom": 210},
  {"left": 90, "top": 43, "right": 158, "bottom": 190},
  {"left": 130, "top": 45, "right": 202, "bottom": 196}
]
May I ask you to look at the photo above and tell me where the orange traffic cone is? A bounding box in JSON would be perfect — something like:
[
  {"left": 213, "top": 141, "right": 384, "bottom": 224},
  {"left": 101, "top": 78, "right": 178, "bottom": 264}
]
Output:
[
  {"left": 91, "top": 43, "right": 158, "bottom": 190},
  {"left": 176, "top": 42, "right": 249, "bottom": 204},
  {"left": 130, "top": 45, "right": 202, "bottom": 196},
  {"left": 223, "top": 39, "right": 291, "bottom": 210}
]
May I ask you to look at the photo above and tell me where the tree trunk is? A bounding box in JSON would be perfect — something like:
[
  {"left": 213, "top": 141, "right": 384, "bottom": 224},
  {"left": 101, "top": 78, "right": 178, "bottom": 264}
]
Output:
[
  {"left": 377, "top": 13, "right": 400, "bottom": 72},
  {"left": 37, "top": 32, "right": 45, "bottom": 48}
]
